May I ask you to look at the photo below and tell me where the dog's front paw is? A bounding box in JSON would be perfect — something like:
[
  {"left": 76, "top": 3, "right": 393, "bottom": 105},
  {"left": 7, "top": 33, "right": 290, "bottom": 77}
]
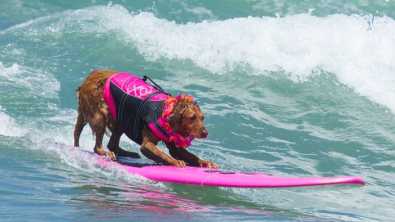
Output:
[
  {"left": 199, "top": 160, "right": 218, "bottom": 169},
  {"left": 171, "top": 159, "right": 187, "bottom": 168}
]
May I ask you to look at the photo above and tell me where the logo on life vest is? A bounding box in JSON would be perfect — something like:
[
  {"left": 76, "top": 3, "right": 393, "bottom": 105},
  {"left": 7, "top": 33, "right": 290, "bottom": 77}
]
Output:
[{"left": 126, "top": 84, "right": 154, "bottom": 99}]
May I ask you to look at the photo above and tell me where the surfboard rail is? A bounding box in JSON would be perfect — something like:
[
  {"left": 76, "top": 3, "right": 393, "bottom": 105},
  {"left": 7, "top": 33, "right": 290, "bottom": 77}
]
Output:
[{"left": 96, "top": 156, "right": 365, "bottom": 188}]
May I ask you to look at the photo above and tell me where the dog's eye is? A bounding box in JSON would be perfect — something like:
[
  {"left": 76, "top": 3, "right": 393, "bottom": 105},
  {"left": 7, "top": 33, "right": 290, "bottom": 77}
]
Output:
[{"left": 189, "top": 116, "right": 196, "bottom": 121}]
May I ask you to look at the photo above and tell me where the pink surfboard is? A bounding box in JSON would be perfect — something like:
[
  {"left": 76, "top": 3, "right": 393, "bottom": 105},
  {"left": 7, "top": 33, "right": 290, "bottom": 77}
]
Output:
[{"left": 96, "top": 156, "right": 365, "bottom": 188}]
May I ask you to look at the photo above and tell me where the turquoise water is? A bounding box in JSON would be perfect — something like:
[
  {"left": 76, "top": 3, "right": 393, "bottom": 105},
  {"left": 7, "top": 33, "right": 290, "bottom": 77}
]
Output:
[{"left": 1, "top": 0, "right": 395, "bottom": 221}]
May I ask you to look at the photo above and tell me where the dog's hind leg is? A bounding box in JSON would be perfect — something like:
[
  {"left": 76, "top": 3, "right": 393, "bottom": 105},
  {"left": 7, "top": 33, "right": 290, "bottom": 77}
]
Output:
[
  {"left": 74, "top": 108, "right": 86, "bottom": 147},
  {"left": 107, "top": 127, "right": 141, "bottom": 158},
  {"left": 92, "top": 114, "right": 116, "bottom": 159}
]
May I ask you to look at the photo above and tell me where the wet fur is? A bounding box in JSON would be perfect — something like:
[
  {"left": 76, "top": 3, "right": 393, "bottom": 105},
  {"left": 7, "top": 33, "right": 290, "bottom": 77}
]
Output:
[{"left": 74, "top": 70, "right": 218, "bottom": 168}]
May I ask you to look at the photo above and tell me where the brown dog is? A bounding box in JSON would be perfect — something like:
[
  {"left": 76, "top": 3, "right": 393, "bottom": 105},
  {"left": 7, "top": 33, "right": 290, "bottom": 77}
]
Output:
[{"left": 74, "top": 70, "right": 218, "bottom": 168}]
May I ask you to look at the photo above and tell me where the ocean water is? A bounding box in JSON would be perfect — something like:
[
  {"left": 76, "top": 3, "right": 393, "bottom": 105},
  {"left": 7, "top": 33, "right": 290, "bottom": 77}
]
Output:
[{"left": 1, "top": 0, "right": 395, "bottom": 221}]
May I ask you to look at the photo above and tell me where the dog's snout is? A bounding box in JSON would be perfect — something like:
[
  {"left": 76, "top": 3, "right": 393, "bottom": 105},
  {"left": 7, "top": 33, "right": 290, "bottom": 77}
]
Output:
[{"left": 201, "top": 129, "right": 208, "bottom": 138}]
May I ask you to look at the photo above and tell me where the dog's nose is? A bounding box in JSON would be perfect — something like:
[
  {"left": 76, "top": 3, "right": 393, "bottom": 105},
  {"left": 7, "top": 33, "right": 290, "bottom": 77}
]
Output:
[{"left": 201, "top": 129, "right": 208, "bottom": 138}]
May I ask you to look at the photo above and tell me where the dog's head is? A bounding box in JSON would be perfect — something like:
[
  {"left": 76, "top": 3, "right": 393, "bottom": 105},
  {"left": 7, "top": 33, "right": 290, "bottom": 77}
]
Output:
[{"left": 167, "top": 98, "right": 208, "bottom": 139}]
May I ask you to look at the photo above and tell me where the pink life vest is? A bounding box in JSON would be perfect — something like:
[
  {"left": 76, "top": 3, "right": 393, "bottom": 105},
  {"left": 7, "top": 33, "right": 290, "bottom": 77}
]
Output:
[{"left": 103, "top": 73, "right": 171, "bottom": 144}]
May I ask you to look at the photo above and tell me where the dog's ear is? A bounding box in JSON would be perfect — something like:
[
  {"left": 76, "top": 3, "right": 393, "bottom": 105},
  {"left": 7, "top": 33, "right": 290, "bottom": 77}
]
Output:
[
  {"left": 168, "top": 111, "right": 180, "bottom": 132},
  {"left": 167, "top": 99, "right": 189, "bottom": 133}
]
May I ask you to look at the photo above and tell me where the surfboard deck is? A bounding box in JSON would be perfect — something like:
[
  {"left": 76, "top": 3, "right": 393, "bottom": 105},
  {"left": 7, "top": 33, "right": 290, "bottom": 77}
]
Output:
[{"left": 96, "top": 156, "right": 365, "bottom": 188}]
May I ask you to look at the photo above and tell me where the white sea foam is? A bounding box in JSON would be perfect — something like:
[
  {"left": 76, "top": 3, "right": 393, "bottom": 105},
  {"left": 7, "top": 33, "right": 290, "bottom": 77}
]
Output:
[
  {"left": 7, "top": 5, "right": 395, "bottom": 114},
  {"left": 40, "top": 4, "right": 392, "bottom": 113},
  {"left": 0, "top": 62, "right": 62, "bottom": 138},
  {"left": 0, "top": 62, "right": 60, "bottom": 98},
  {"left": 113, "top": 12, "right": 395, "bottom": 111},
  {"left": 0, "top": 106, "right": 26, "bottom": 137}
]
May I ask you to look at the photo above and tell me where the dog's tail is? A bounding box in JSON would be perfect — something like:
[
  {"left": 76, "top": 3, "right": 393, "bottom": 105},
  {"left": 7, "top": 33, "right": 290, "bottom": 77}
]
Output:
[{"left": 75, "top": 87, "right": 81, "bottom": 101}]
